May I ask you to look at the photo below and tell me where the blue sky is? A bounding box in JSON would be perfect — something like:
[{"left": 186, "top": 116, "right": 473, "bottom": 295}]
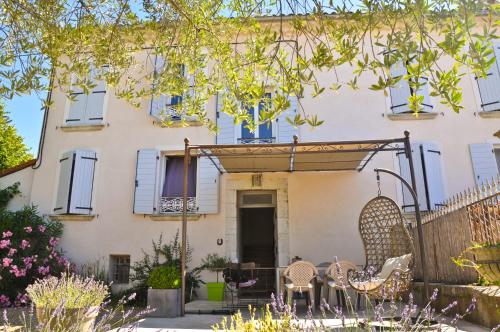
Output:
[{"left": 5, "top": 93, "right": 45, "bottom": 156}]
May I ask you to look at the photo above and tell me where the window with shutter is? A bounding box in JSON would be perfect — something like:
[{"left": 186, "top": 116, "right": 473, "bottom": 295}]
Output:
[
  {"left": 476, "top": 44, "right": 500, "bottom": 112},
  {"left": 389, "top": 59, "right": 433, "bottom": 114},
  {"left": 67, "top": 66, "right": 107, "bottom": 126},
  {"left": 158, "top": 156, "right": 197, "bottom": 214},
  {"left": 469, "top": 143, "right": 499, "bottom": 185},
  {"left": 54, "top": 149, "right": 97, "bottom": 215},
  {"left": 216, "top": 93, "right": 236, "bottom": 144},
  {"left": 238, "top": 93, "right": 276, "bottom": 144},
  {"left": 398, "top": 142, "right": 445, "bottom": 212},
  {"left": 150, "top": 56, "right": 196, "bottom": 122}
]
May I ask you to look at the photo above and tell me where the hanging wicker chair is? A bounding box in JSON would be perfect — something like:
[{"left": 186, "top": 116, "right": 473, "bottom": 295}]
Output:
[{"left": 348, "top": 196, "right": 415, "bottom": 300}]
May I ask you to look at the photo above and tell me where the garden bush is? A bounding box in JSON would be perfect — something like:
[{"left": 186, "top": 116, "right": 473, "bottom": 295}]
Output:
[
  {"left": 147, "top": 265, "right": 181, "bottom": 289},
  {"left": 0, "top": 184, "right": 71, "bottom": 307}
]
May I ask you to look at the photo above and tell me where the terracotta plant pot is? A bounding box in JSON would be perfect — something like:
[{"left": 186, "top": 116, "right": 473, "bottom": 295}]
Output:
[
  {"left": 35, "top": 306, "right": 99, "bottom": 332},
  {"left": 147, "top": 288, "right": 181, "bottom": 318},
  {"left": 469, "top": 246, "right": 500, "bottom": 284}
]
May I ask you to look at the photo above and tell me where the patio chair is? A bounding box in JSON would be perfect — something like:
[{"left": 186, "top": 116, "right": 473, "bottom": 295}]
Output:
[
  {"left": 348, "top": 196, "right": 415, "bottom": 301},
  {"left": 283, "top": 260, "right": 319, "bottom": 312},
  {"left": 323, "top": 260, "right": 359, "bottom": 307}
]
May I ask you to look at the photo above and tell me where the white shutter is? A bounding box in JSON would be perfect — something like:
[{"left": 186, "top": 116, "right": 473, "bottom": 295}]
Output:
[
  {"left": 277, "top": 95, "right": 299, "bottom": 143},
  {"left": 54, "top": 151, "right": 75, "bottom": 214},
  {"left": 216, "top": 93, "right": 236, "bottom": 144},
  {"left": 389, "top": 61, "right": 412, "bottom": 114},
  {"left": 150, "top": 55, "right": 168, "bottom": 118},
  {"left": 476, "top": 45, "right": 500, "bottom": 112},
  {"left": 86, "top": 92, "right": 105, "bottom": 124},
  {"left": 69, "top": 150, "right": 97, "bottom": 215},
  {"left": 196, "top": 156, "right": 220, "bottom": 214},
  {"left": 416, "top": 77, "right": 434, "bottom": 113},
  {"left": 66, "top": 94, "right": 86, "bottom": 124},
  {"left": 397, "top": 143, "right": 427, "bottom": 212},
  {"left": 469, "top": 143, "right": 499, "bottom": 185},
  {"left": 133, "top": 149, "right": 159, "bottom": 214},
  {"left": 421, "top": 143, "right": 445, "bottom": 210}
]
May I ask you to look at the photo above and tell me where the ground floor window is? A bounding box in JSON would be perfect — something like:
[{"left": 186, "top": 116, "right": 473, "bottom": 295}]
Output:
[
  {"left": 159, "top": 156, "right": 197, "bottom": 213},
  {"left": 110, "top": 255, "right": 130, "bottom": 284}
]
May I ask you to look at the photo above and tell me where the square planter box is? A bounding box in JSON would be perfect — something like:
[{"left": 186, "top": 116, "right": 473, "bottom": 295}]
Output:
[{"left": 147, "top": 288, "right": 181, "bottom": 318}]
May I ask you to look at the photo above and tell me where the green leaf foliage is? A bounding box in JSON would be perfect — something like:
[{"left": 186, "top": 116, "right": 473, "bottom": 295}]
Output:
[
  {"left": 0, "top": 103, "right": 33, "bottom": 171},
  {"left": 147, "top": 265, "right": 181, "bottom": 289}
]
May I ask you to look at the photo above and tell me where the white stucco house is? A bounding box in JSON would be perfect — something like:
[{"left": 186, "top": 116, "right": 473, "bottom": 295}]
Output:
[{"left": 1, "top": 22, "right": 500, "bottom": 299}]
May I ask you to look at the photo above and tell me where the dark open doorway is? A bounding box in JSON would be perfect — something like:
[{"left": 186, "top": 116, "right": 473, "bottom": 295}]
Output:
[{"left": 240, "top": 207, "right": 275, "bottom": 267}]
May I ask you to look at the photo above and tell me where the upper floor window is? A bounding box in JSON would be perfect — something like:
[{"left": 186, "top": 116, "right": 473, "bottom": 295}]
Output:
[
  {"left": 54, "top": 149, "right": 97, "bottom": 215},
  {"left": 150, "top": 57, "right": 197, "bottom": 122},
  {"left": 389, "top": 59, "right": 433, "bottom": 114},
  {"left": 240, "top": 93, "right": 275, "bottom": 144},
  {"left": 66, "top": 66, "right": 107, "bottom": 126},
  {"left": 476, "top": 43, "right": 500, "bottom": 113}
]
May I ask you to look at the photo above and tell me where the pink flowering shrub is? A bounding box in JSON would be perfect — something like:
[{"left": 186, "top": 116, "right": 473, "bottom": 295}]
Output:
[{"left": 0, "top": 204, "right": 71, "bottom": 307}]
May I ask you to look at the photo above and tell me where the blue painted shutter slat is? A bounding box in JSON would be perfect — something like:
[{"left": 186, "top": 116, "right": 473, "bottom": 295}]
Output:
[
  {"left": 469, "top": 143, "right": 499, "bottom": 185},
  {"left": 196, "top": 156, "right": 219, "bottom": 214},
  {"left": 277, "top": 95, "right": 298, "bottom": 143},
  {"left": 69, "top": 150, "right": 97, "bottom": 215},
  {"left": 151, "top": 55, "right": 167, "bottom": 118},
  {"left": 477, "top": 45, "right": 500, "bottom": 112},
  {"left": 398, "top": 143, "right": 427, "bottom": 212},
  {"left": 389, "top": 61, "right": 412, "bottom": 114},
  {"left": 134, "top": 149, "right": 159, "bottom": 214},
  {"left": 416, "top": 77, "right": 433, "bottom": 113},
  {"left": 422, "top": 143, "right": 445, "bottom": 210},
  {"left": 54, "top": 151, "right": 75, "bottom": 214}
]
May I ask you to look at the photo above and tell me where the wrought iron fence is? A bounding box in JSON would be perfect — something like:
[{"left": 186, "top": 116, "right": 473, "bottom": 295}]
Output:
[
  {"left": 467, "top": 192, "right": 500, "bottom": 246},
  {"left": 159, "top": 196, "right": 197, "bottom": 213}
]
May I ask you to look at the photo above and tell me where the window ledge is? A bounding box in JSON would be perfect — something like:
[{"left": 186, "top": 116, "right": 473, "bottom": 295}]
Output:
[
  {"left": 478, "top": 111, "right": 500, "bottom": 118},
  {"left": 60, "top": 124, "right": 106, "bottom": 132},
  {"left": 153, "top": 120, "right": 203, "bottom": 128},
  {"left": 48, "top": 214, "right": 96, "bottom": 221},
  {"left": 386, "top": 113, "right": 438, "bottom": 121},
  {"left": 149, "top": 214, "right": 201, "bottom": 221}
]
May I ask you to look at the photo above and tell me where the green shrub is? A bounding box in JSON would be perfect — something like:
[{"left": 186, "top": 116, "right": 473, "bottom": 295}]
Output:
[
  {"left": 147, "top": 265, "right": 181, "bottom": 289},
  {"left": 26, "top": 273, "right": 108, "bottom": 309},
  {"left": 199, "top": 253, "right": 230, "bottom": 271}
]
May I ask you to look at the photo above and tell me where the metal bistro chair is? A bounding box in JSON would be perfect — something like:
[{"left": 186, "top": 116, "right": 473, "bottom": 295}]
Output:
[
  {"left": 323, "top": 260, "right": 359, "bottom": 308},
  {"left": 348, "top": 196, "right": 415, "bottom": 301},
  {"left": 283, "top": 260, "right": 319, "bottom": 312},
  {"left": 223, "top": 262, "right": 259, "bottom": 308}
]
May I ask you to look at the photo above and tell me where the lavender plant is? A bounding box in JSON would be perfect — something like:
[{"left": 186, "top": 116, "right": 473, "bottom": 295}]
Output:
[{"left": 213, "top": 259, "right": 479, "bottom": 331}]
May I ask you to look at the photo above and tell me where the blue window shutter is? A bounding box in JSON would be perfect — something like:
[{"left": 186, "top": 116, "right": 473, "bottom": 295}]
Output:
[
  {"left": 54, "top": 151, "right": 75, "bottom": 214},
  {"left": 258, "top": 93, "right": 273, "bottom": 139},
  {"left": 67, "top": 93, "right": 86, "bottom": 124},
  {"left": 150, "top": 55, "right": 168, "bottom": 119},
  {"left": 469, "top": 143, "right": 499, "bottom": 185},
  {"left": 216, "top": 93, "right": 236, "bottom": 144},
  {"left": 277, "top": 95, "right": 299, "bottom": 143},
  {"left": 397, "top": 143, "right": 427, "bottom": 212},
  {"left": 389, "top": 61, "right": 412, "bottom": 114},
  {"left": 476, "top": 45, "right": 500, "bottom": 112},
  {"left": 241, "top": 104, "right": 255, "bottom": 140},
  {"left": 196, "top": 156, "right": 220, "bottom": 214},
  {"left": 134, "top": 149, "right": 159, "bottom": 214},
  {"left": 416, "top": 77, "right": 433, "bottom": 113},
  {"left": 421, "top": 143, "right": 445, "bottom": 210},
  {"left": 86, "top": 92, "right": 105, "bottom": 124},
  {"left": 69, "top": 150, "right": 97, "bottom": 215}
]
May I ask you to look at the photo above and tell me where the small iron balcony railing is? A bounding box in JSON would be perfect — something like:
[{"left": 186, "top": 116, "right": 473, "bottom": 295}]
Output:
[
  {"left": 238, "top": 137, "right": 276, "bottom": 144},
  {"left": 159, "top": 196, "right": 197, "bottom": 214}
]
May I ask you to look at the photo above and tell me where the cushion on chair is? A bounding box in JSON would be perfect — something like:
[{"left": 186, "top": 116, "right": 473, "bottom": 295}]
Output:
[
  {"left": 285, "top": 283, "right": 313, "bottom": 290},
  {"left": 377, "top": 254, "right": 412, "bottom": 279},
  {"left": 351, "top": 278, "right": 385, "bottom": 291}
]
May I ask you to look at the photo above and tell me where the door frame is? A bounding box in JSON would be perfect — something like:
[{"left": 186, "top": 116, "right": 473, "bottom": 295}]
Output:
[{"left": 237, "top": 190, "right": 277, "bottom": 266}]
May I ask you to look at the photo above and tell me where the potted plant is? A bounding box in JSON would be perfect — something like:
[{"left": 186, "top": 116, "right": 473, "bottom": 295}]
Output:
[
  {"left": 147, "top": 265, "right": 182, "bottom": 317},
  {"left": 26, "top": 273, "right": 107, "bottom": 332},
  {"left": 467, "top": 243, "right": 500, "bottom": 284},
  {"left": 200, "top": 254, "right": 230, "bottom": 301}
]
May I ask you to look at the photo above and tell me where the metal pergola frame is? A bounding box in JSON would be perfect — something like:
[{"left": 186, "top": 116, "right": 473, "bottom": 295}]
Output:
[{"left": 179, "top": 131, "right": 429, "bottom": 315}]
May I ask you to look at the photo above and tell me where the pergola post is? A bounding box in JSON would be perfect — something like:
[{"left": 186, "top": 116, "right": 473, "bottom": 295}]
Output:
[
  {"left": 180, "top": 138, "right": 190, "bottom": 316},
  {"left": 403, "top": 131, "right": 430, "bottom": 300}
]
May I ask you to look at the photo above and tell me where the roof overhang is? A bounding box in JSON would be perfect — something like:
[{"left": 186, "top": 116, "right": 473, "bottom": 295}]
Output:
[{"left": 190, "top": 137, "right": 406, "bottom": 174}]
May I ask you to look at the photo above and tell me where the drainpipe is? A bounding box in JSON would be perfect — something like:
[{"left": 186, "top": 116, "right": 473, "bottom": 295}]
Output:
[{"left": 33, "top": 67, "right": 55, "bottom": 169}]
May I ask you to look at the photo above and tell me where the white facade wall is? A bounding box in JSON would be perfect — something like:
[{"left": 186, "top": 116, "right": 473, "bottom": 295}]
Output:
[{"left": 2, "top": 37, "right": 500, "bottom": 298}]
